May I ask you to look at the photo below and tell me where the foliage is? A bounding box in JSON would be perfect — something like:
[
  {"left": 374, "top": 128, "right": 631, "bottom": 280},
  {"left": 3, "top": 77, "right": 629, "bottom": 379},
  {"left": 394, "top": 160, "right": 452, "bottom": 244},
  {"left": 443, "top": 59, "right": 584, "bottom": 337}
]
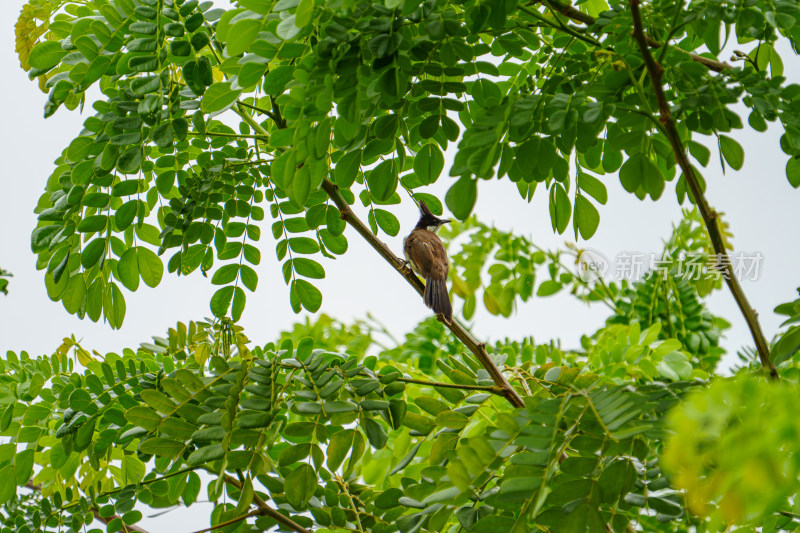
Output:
[
  {"left": 662, "top": 376, "right": 800, "bottom": 530},
  {"left": 772, "top": 289, "right": 800, "bottom": 367},
  {"left": 17, "top": 0, "right": 800, "bottom": 325},
  {"left": 0, "top": 269, "right": 10, "bottom": 296},
  {"left": 10, "top": 0, "right": 800, "bottom": 531},
  {"left": 0, "top": 311, "right": 699, "bottom": 533}
]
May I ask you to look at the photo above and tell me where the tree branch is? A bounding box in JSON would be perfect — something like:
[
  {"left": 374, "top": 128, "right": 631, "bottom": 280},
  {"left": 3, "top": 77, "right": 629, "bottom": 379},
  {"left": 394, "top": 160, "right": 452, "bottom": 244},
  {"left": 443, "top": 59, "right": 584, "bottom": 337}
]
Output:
[
  {"left": 220, "top": 474, "right": 312, "bottom": 533},
  {"left": 397, "top": 376, "right": 506, "bottom": 395},
  {"left": 192, "top": 510, "right": 260, "bottom": 533},
  {"left": 321, "top": 179, "right": 526, "bottom": 408},
  {"left": 529, "top": 0, "right": 730, "bottom": 72},
  {"left": 25, "top": 481, "right": 150, "bottom": 533},
  {"left": 629, "top": 0, "right": 778, "bottom": 380}
]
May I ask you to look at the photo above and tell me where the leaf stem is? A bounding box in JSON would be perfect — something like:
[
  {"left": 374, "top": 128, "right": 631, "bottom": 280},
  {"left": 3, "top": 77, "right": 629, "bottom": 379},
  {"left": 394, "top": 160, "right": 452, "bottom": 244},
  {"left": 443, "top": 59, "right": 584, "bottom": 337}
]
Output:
[{"left": 396, "top": 376, "right": 505, "bottom": 394}]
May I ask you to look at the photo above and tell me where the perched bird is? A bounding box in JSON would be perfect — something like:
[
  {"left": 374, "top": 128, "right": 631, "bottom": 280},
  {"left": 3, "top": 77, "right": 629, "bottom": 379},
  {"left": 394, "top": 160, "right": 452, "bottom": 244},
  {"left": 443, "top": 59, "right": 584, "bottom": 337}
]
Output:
[{"left": 403, "top": 201, "right": 453, "bottom": 323}]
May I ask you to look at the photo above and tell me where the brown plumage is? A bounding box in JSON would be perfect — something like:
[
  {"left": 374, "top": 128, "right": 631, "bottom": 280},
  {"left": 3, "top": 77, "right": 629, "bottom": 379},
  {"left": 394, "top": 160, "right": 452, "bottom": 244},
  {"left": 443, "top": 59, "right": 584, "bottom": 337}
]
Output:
[{"left": 403, "top": 201, "right": 453, "bottom": 323}]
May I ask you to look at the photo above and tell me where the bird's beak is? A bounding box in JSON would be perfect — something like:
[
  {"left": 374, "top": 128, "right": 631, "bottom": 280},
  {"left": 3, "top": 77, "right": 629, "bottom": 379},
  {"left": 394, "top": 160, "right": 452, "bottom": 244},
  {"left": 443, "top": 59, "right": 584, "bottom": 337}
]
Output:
[{"left": 441, "top": 219, "right": 452, "bottom": 224}]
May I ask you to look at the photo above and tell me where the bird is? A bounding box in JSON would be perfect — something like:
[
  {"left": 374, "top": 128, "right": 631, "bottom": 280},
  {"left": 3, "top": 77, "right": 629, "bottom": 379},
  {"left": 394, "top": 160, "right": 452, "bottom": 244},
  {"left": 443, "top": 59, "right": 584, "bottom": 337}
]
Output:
[{"left": 403, "top": 201, "right": 453, "bottom": 324}]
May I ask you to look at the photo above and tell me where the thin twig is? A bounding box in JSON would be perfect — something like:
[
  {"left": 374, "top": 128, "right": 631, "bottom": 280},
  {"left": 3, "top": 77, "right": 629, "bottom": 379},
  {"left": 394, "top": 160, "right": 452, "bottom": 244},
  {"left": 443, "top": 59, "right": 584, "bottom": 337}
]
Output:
[
  {"left": 321, "top": 179, "right": 526, "bottom": 408},
  {"left": 192, "top": 510, "right": 260, "bottom": 533},
  {"left": 237, "top": 100, "right": 281, "bottom": 123},
  {"left": 629, "top": 0, "right": 777, "bottom": 379},
  {"left": 527, "top": 0, "right": 731, "bottom": 72},
  {"left": 397, "top": 376, "right": 506, "bottom": 394},
  {"left": 220, "top": 474, "right": 312, "bottom": 533},
  {"left": 187, "top": 131, "right": 268, "bottom": 141},
  {"left": 25, "top": 481, "right": 150, "bottom": 533}
]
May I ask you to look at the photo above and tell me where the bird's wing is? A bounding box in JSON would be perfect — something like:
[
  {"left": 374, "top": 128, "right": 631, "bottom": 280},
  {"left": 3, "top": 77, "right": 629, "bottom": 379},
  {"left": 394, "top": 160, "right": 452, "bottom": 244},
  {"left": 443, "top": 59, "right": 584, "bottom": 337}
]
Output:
[{"left": 405, "top": 230, "right": 448, "bottom": 280}]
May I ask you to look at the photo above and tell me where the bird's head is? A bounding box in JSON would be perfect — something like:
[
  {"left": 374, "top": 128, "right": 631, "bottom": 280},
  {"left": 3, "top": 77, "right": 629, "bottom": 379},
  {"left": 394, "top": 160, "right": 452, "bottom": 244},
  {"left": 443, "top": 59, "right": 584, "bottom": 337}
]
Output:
[{"left": 416, "top": 201, "right": 451, "bottom": 234}]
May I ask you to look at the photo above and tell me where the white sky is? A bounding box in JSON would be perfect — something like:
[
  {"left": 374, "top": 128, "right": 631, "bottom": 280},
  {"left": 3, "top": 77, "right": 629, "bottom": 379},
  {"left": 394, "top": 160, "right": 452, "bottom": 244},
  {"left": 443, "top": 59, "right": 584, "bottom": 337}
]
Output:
[{"left": 1, "top": 0, "right": 799, "bottom": 528}]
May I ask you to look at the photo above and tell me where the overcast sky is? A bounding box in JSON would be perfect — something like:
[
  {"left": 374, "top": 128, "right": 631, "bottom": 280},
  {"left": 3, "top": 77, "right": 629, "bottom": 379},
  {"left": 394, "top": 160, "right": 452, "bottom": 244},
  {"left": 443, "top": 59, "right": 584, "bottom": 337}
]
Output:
[{"left": 2, "top": 0, "right": 800, "bottom": 530}]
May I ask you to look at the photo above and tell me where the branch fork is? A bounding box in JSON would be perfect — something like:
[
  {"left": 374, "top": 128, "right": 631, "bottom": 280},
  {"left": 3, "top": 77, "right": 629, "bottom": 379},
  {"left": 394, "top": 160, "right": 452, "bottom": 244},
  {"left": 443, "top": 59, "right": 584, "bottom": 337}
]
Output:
[{"left": 628, "top": 0, "right": 778, "bottom": 379}]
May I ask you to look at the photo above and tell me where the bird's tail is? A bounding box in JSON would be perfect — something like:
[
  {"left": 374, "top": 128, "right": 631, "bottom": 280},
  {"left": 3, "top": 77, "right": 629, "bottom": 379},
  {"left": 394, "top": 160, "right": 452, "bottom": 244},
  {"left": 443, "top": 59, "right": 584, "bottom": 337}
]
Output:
[{"left": 424, "top": 278, "right": 453, "bottom": 324}]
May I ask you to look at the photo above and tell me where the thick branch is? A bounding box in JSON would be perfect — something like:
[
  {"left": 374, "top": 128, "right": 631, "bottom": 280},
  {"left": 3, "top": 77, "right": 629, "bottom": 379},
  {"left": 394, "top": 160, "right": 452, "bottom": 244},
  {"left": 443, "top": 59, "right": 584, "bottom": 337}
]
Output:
[
  {"left": 531, "top": 0, "right": 730, "bottom": 72},
  {"left": 321, "top": 179, "right": 526, "bottom": 408},
  {"left": 221, "top": 474, "right": 311, "bottom": 533},
  {"left": 629, "top": 0, "right": 778, "bottom": 380}
]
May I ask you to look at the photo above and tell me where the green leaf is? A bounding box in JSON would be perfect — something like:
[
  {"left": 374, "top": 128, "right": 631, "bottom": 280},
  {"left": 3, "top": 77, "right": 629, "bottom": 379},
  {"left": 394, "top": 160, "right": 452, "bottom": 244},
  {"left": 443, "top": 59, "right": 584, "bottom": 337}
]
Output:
[
  {"left": 788, "top": 157, "right": 800, "bottom": 188},
  {"left": 276, "top": 14, "right": 301, "bottom": 40},
  {"left": 201, "top": 82, "right": 242, "bottom": 114},
  {"left": 117, "top": 147, "right": 143, "bottom": 174},
  {"left": 279, "top": 443, "right": 312, "bottom": 466},
  {"left": 445, "top": 177, "right": 477, "bottom": 221},
  {"left": 335, "top": 150, "right": 361, "bottom": 188},
  {"left": 435, "top": 410, "right": 469, "bottom": 429},
  {"left": 117, "top": 248, "right": 140, "bottom": 291},
  {"left": 327, "top": 429, "right": 355, "bottom": 472},
  {"left": 295, "top": 0, "right": 314, "bottom": 27},
  {"left": 414, "top": 144, "right": 445, "bottom": 185},
  {"left": 719, "top": 135, "right": 744, "bottom": 171},
  {"left": 373, "top": 114, "right": 400, "bottom": 139},
  {"left": 293, "top": 279, "right": 322, "bottom": 312},
  {"left": 29, "top": 41, "right": 67, "bottom": 70},
  {"left": 77, "top": 215, "right": 108, "bottom": 233},
  {"left": 125, "top": 406, "right": 161, "bottom": 431},
  {"left": 67, "top": 136, "right": 93, "bottom": 163},
  {"left": 689, "top": 140, "right": 711, "bottom": 167},
  {"left": 374, "top": 209, "right": 400, "bottom": 236},
  {"left": 212, "top": 264, "right": 239, "bottom": 285},
  {"left": 137, "top": 247, "right": 163, "bottom": 288},
  {"left": 232, "top": 286, "right": 246, "bottom": 321},
  {"left": 69, "top": 389, "right": 92, "bottom": 412},
  {"left": 537, "top": 280, "right": 562, "bottom": 297},
  {"left": 226, "top": 19, "right": 261, "bottom": 56},
  {"left": 264, "top": 65, "right": 294, "bottom": 96},
  {"left": 0, "top": 466, "right": 15, "bottom": 504},
  {"left": 104, "top": 282, "right": 126, "bottom": 328},
  {"left": 187, "top": 444, "right": 225, "bottom": 466},
  {"left": 574, "top": 195, "right": 599, "bottom": 240},
  {"left": 619, "top": 153, "right": 662, "bottom": 197},
  {"left": 293, "top": 258, "right": 325, "bottom": 279},
  {"left": 289, "top": 237, "right": 319, "bottom": 254},
  {"left": 368, "top": 33, "right": 402, "bottom": 58},
  {"left": 81, "top": 239, "right": 106, "bottom": 269},
  {"left": 62, "top": 275, "right": 87, "bottom": 314},
  {"left": 367, "top": 160, "right": 398, "bottom": 202},
  {"left": 138, "top": 437, "right": 185, "bottom": 459},
  {"left": 577, "top": 173, "right": 607, "bottom": 204},
  {"left": 363, "top": 418, "right": 388, "bottom": 449},
  {"left": 210, "top": 286, "right": 235, "bottom": 317},
  {"left": 292, "top": 164, "right": 311, "bottom": 206},
  {"left": 772, "top": 326, "right": 800, "bottom": 365},
  {"left": 390, "top": 441, "right": 422, "bottom": 475},
  {"left": 285, "top": 464, "right": 316, "bottom": 509}
]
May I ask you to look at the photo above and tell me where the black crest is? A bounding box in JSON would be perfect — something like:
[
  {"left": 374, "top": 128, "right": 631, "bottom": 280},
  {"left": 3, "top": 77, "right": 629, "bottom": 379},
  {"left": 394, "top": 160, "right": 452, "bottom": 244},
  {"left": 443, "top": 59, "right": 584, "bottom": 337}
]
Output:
[{"left": 416, "top": 201, "right": 447, "bottom": 229}]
